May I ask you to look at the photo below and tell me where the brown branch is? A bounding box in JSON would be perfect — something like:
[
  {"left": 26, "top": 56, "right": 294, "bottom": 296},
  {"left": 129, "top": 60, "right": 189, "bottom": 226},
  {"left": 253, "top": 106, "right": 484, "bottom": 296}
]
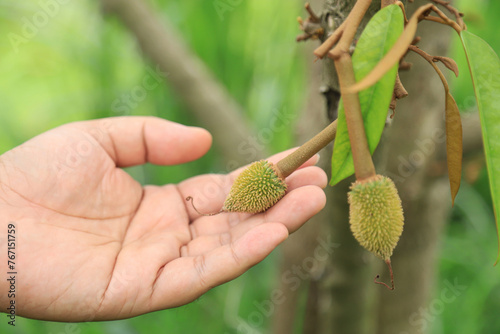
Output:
[
  {"left": 314, "top": 19, "right": 347, "bottom": 58},
  {"left": 335, "top": 53, "right": 376, "bottom": 180},
  {"left": 297, "top": 3, "right": 325, "bottom": 42},
  {"left": 99, "top": 0, "right": 264, "bottom": 166},
  {"left": 305, "top": 2, "right": 321, "bottom": 22},
  {"left": 277, "top": 120, "right": 338, "bottom": 178},
  {"left": 421, "top": 5, "right": 463, "bottom": 34},
  {"left": 408, "top": 45, "right": 448, "bottom": 86}
]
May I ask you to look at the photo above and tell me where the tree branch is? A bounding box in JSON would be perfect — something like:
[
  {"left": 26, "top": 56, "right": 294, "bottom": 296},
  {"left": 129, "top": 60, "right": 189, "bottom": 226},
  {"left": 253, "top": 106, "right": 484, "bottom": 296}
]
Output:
[{"left": 99, "top": 0, "right": 263, "bottom": 166}]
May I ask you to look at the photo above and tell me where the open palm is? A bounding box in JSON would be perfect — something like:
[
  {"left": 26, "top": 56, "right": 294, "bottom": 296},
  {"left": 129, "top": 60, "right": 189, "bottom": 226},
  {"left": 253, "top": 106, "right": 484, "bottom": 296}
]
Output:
[{"left": 0, "top": 117, "right": 326, "bottom": 321}]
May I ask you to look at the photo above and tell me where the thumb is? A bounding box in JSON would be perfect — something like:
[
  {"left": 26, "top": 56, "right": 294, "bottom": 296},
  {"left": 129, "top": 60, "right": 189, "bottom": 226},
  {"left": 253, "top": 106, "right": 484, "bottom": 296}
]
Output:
[{"left": 84, "top": 116, "right": 212, "bottom": 167}]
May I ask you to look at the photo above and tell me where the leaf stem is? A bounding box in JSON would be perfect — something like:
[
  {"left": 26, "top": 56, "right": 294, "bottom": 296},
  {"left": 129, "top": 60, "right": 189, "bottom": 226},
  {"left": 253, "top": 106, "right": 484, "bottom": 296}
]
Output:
[
  {"left": 421, "top": 5, "right": 463, "bottom": 34},
  {"left": 409, "top": 45, "right": 463, "bottom": 204},
  {"left": 346, "top": 3, "right": 433, "bottom": 93},
  {"left": 430, "top": 0, "right": 465, "bottom": 30}
]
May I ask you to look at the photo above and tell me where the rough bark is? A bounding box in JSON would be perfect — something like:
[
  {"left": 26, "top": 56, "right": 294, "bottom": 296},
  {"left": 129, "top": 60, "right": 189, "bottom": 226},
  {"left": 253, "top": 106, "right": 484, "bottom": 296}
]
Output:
[{"left": 99, "top": 0, "right": 264, "bottom": 166}]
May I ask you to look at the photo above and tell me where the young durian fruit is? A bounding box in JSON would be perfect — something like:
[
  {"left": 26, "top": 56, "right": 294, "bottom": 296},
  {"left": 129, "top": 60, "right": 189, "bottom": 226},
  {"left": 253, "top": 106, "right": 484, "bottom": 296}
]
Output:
[
  {"left": 186, "top": 119, "right": 338, "bottom": 216},
  {"left": 348, "top": 174, "right": 404, "bottom": 289},
  {"left": 187, "top": 160, "right": 287, "bottom": 215},
  {"left": 223, "top": 160, "right": 287, "bottom": 213}
]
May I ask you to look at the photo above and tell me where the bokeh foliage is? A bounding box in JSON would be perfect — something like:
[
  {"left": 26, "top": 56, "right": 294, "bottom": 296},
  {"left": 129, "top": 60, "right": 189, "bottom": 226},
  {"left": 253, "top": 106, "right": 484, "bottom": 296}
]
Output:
[{"left": 1, "top": 0, "right": 499, "bottom": 333}]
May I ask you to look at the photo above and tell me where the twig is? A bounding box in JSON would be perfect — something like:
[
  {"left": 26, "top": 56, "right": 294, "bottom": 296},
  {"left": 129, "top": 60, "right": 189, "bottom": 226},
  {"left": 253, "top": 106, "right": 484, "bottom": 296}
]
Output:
[
  {"left": 430, "top": 0, "right": 465, "bottom": 30},
  {"left": 297, "top": 3, "right": 324, "bottom": 42},
  {"left": 346, "top": 4, "right": 434, "bottom": 93},
  {"left": 329, "top": 0, "right": 374, "bottom": 59},
  {"left": 421, "top": 5, "right": 463, "bottom": 34},
  {"left": 314, "top": 20, "right": 347, "bottom": 58},
  {"left": 408, "top": 45, "right": 447, "bottom": 84}
]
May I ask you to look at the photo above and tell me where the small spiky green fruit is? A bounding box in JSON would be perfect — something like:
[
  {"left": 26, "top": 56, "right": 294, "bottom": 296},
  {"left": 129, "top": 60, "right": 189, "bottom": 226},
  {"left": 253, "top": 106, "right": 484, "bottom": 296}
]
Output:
[
  {"left": 348, "top": 175, "right": 404, "bottom": 260},
  {"left": 223, "top": 160, "right": 287, "bottom": 214}
]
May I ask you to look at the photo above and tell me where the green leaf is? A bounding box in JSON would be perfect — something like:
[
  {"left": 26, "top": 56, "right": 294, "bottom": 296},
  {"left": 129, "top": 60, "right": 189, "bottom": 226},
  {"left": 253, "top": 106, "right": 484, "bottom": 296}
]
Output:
[
  {"left": 461, "top": 30, "right": 500, "bottom": 264},
  {"left": 330, "top": 5, "right": 403, "bottom": 186}
]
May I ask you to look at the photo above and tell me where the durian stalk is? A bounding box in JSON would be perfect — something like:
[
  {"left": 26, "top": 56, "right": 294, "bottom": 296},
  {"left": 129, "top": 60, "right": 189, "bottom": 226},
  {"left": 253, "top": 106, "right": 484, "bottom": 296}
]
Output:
[
  {"left": 334, "top": 53, "right": 376, "bottom": 181},
  {"left": 276, "top": 119, "right": 338, "bottom": 179}
]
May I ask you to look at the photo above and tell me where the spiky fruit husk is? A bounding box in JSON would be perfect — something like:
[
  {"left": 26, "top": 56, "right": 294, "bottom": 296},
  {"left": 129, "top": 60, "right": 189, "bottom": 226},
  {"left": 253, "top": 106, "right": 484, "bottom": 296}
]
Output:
[
  {"left": 348, "top": 175, "right": 404, "bottom": 260},
  {"left": 223, "top": 160, "right": 287, "bottom": 214}
]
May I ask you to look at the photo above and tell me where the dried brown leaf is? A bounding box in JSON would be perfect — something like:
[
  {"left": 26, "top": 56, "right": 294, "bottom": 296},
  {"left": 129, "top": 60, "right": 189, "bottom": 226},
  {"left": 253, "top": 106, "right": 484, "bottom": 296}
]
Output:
[{"left": 434, "top": 56, "right": 459, "bottom": 77}]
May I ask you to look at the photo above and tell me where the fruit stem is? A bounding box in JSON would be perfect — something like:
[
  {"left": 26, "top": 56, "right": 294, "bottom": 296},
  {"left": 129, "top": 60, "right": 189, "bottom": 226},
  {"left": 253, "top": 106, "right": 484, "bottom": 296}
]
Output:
[
  {"left": 276, "top": 119, "right": 338, "bottom": 179},
  {"left": 374, "top": 258, "right": 395, "bottom": 290},
  {"left": 186, "top": 196, "right": 224, "bottom": 216}
]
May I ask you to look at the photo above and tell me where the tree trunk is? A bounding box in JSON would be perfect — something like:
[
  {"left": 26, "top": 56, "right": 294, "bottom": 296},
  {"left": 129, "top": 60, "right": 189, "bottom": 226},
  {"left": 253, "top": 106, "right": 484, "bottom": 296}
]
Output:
[
  {"left": 375, "top": 2, "right": 453, "bottom": 332},
  {"left": 290, "top": 1, "right": 455, "bottom": 333}
]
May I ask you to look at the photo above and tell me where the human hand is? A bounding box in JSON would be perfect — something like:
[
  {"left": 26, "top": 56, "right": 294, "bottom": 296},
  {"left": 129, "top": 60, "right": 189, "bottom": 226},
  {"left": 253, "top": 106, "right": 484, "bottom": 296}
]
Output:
[{"left": 0, "top": 117, "right": 327, "bottom": 321}]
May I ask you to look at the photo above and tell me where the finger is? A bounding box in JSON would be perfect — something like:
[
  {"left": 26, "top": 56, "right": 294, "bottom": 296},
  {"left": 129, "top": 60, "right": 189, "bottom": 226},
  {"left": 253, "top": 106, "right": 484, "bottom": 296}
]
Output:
[
  {"left": 261, "top": 185, "right": 326, "bottom": 233},
  {"left": 150, "top": 222, "right": 288, "bottom": 310},
  {"left": 180, "top": 232, "right": 233, "bottom": 257},
  {"left": 285, "top": 166, "right": 328, "bottom": 191},
  {"left": 232, "top": 185, "right": 326, "bottom": 235},
  {"left": 228, "top": 151, "right": 320, "bottom": 178},
  {"left": 83, "top": 116, "right": 212, "bottom": 167},
  {"left": 189, "top": 185, "right": 326, "bottom": 239}
]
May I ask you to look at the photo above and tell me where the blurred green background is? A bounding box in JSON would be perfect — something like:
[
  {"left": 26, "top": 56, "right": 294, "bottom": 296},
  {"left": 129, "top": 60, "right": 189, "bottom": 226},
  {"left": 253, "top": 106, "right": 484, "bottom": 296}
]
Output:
[{"left": 1, "top": 0, "right": 499, "bottom": 333}]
